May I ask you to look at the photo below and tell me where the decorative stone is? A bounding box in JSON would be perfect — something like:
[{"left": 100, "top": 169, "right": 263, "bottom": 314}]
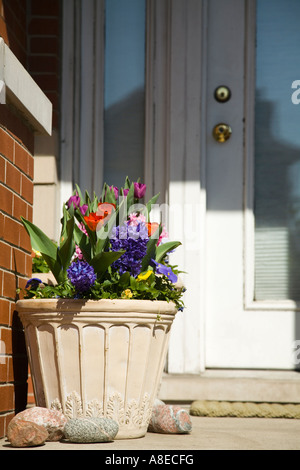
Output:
[
  {"left": 10, "top": 407, "right": 67, "bottom": 441},
  {"left": 148, "top": 400, "right": 192, "bottom": 434},
  {"left": 63, "top": 417, "right": 119, "bottom": 443},
  {"left": 7, "top": 419, "right": 48, "bottom": 448}
]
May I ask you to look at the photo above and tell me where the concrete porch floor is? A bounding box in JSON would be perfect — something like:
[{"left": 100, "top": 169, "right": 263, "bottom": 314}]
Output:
[
  {"left": 1, "top": 414, "right": 300, "bottom": 451},
  {"left": 1, "top": 369, "right": 300, "bottom": 451}
]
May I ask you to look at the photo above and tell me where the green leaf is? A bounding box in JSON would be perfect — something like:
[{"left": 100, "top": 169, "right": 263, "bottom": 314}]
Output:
[
  {"left": 123, "top": 176, "right": 131, "bottom": 189},
  {"left": 144, "top": 193, "right": 160, "bottom": 219},
  {"left": 58, "top": 213, "right": 75, "bottom": 273},
  {"left": 21, "top": 217, "right": 58, "bottom": 260},
  {"left": 90, "top": 251, "right": 124, "bottom": 279},
  {"left": 124, "top": 183, "right": 135, "bottom": 217},
  {"left": 75, "top": 184, "right": 84, "bottom": 203},
  {"left": 42, "top": 253, "right": 65, "bottom": 283},
  {"left": 119, "top": 271, "right": 130, "bottom": 288},
  {"left": 155, "top": 241, "right": 182, "bottom": 263},
  {"left": 103, "top": 185, "right": 117, "bottom": 204}
]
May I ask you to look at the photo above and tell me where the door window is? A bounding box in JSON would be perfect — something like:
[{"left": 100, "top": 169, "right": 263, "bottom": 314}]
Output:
[{"left": 254, "top": 0, "right": 300, "bottom": 300}]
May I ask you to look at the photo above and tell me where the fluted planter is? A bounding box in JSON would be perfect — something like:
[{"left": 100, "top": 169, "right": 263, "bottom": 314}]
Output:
[{"left": 16, "top": 298, "right": 177, "bottom": 439}]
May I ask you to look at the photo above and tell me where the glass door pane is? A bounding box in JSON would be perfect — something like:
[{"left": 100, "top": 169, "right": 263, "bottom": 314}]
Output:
[
  {"left": 254, "top": 0, "right": 300, "bottom": 300},
  {"left": 103, "top": 0, "right": 146, "bottom": 189}
]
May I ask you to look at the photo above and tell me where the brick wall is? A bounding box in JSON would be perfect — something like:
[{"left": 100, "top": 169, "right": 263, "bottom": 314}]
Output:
[
  {"left": 27, "top": 0, "right": 61, "bottom": 130},
  {"left": 0, "top": 0, "right": 27, "bottom": 67},
  {"left": 0, "top": 0, "right": 32, "bottom": 438},
  {"left": 0, "top": 0, "right": 59, "bottom": 437},
  {"left": 0, "top": 110, "right": 34, "bottom": 438}
]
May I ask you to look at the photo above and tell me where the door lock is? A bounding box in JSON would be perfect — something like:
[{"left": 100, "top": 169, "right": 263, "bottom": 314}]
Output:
[
  {"left": 212, "top": 123, "right": 232, "bottom": 143},
  {"left": 214, "top": 85, "right": 231, "bottom": 103}
]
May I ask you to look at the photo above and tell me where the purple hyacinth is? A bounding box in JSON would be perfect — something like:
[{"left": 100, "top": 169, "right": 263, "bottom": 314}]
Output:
[
  {"left": 110, "top": 221, "right": 148, "bottom": 276},
  {"left": 67, "top": 260, "right": 96, "bottom": 292}
]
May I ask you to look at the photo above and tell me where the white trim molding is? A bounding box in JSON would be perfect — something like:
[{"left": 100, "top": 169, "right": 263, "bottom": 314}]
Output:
[{"left": 0, "top": 38, "right": 52, "bottom": 136}]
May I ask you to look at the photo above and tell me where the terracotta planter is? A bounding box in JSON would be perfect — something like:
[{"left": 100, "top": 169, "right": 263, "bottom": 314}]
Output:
[{"left": 16, "top": 298, "right": 177, "bottom": 439}]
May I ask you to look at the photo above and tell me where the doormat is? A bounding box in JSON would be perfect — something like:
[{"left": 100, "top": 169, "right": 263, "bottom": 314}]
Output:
[{"left": 190, "top": 400, "right": 300, "bottom": 419}]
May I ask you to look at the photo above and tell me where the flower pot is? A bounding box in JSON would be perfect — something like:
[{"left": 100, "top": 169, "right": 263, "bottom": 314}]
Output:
[{"left": 16, "top": 298, "right": 177, "bottom": 439}]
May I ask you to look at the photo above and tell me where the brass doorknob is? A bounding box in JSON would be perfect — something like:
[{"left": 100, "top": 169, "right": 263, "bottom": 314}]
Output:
[{"left": 212, "top": 123, "right": 232, "bottom": 143}]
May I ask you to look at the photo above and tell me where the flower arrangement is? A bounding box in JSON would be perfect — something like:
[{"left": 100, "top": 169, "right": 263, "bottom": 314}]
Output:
[{"left": 21, "top": 177, "right": 185, "bottom": 310}]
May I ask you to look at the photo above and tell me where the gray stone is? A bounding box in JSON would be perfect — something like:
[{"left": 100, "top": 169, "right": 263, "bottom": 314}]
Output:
[{"left": 63, "top": 417, "right": 119, "bottom": 443}]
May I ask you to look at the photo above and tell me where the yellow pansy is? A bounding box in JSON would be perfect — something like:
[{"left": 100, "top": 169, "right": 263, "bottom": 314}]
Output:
[
  {"left": 137, "top": 270, "right": 152, "bottom": 281},
  {"left": 121, "top": 289, "right": 133, "bottom": 299}
]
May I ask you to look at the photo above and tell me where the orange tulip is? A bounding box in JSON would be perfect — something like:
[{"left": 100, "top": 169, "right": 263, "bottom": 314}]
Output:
[
  {"left": 97, "top": 202, "right": 116, "bottom": 219},
  {"left": 145, "top": 222, "right": 159, "bottom": 237},
  {"left": 84, "top": 212, "right": 103, "bottom": 231}
]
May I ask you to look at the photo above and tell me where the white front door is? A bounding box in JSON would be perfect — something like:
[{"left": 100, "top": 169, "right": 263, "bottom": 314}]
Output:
[{"left": 204, "top": 0, "right": 300, "bottom": 369}]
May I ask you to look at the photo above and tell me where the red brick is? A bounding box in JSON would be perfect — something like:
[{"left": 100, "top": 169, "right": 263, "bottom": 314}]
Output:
[
  {"left": 0, "top": 127, "right": 14, "bottom": 162},
  {"left": 28, "top": 55, "right": 59, "bottom": 74},
  {"left": 20, "top": 174, "right": 33, "bottom": 204},
  {"left": 16, "top": 276, "right": 28, "bottom": 300},
  {"left": 45, "top": 90, "right": 59, "bottom": 109},
  {"left": 0, "top": 362, "right": 7, "bottom": 383},
  {"left": 0, "top": 298, "right": 11, "bottom": 325},
  {"left": 30, "top": 36, "right": 59, "bottom": 54},
  {"left": 0, "top": 327, "right": 12, "bottom": 355},
  {"left": 28, "top": 17, "right": 59, "bottom": 35},
  {"left": 6, "top": 356, "right": 14, "bottom": 382},
  {"left": 14, "top": 143, "right": 29, "bottom": 174},
  {"left": 0, "top": 16, "right": 9, "bottom": 45},
  {"left": 0, "top": 411, "right": 14, "bottom": 439},
  {"left": 0, "top": 240, "right": 11, "bottom": 270},
  {"left": 0, "top": 184, "right": 13, "bottom": 216},
  {"left": 31, "top": 73, "right": 59, "bottom": 92},
  {"left": 26, "top": 204, "right": 33, "bottom": 222},
  {"left": 0, "top": 108, "right": 34, "bottom": 154},
  {"left": 0, "top": 384, "right": 14, "bottom": 412},
  {"left": 0, "top": 213, "right": 4, "bottom": 239},
  {"left": 31, "top": 0, "right": 59, "bottom": 16},
  {"left": 6, "top": 161, "right": 21, "bottom": 194},
  {"left": 0, "top": 155, "right": 5, "bottom": 183},
  {"left": 24, "top": 253, "right": 32, "bottom": 278},
  {"left": 0, "top": 269, "right": 3, "bottom": 296},
  {"left": 12, "top": 248, "right": 26, "bottom": 276},
  {"left": 3, "top": 270, "right": 17, "bottom": 300},
  {"left": 12, "top": 193, "right": 27, "bottom": 220},
  {"left": 19, "top": 225, "right": 31, "bottom": 253},
  {"left": 3, "top": 217, "right": 21, "bottom": 246},
  {"left": 28, "top": 154, "right": 34, "bottom": 180}
]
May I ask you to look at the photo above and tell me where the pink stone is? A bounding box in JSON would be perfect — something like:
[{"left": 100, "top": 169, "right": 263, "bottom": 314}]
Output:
[
  {"left": 10, "top": 407, "right": 67, "bottom": 441},
  {"left": 7, "top": 419, "right": 48, "bottom": 447},
  {"left": 148, "top": 400, "right": 192, "bottom": 434}
]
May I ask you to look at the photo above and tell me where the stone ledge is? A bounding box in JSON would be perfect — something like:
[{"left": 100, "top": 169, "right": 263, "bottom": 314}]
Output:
[
  {"left": 0, "top": 39, "right": 52, "bottom": 135},
  {"left": 159, "top": 370, "right": 300, "bottom": 404}
]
